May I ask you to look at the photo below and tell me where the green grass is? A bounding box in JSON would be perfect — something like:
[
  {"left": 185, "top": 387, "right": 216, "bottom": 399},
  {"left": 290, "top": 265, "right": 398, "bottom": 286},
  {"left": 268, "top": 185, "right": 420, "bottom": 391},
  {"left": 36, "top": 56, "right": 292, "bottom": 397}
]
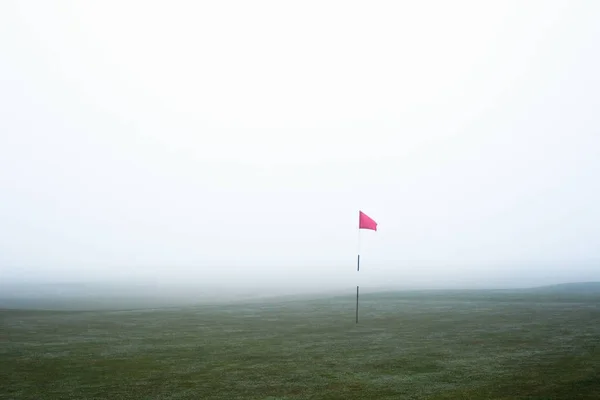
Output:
[{"left": 2, "top": 290, "right": 600, "bottom": 399}]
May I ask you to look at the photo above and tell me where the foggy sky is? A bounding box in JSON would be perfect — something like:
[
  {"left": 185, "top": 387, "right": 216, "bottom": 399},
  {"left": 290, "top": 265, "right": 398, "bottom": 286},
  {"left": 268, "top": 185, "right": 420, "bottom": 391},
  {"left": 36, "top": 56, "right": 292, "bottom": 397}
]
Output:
[{"left": 1, "top": 0, "right": 600, "bottom": 291}]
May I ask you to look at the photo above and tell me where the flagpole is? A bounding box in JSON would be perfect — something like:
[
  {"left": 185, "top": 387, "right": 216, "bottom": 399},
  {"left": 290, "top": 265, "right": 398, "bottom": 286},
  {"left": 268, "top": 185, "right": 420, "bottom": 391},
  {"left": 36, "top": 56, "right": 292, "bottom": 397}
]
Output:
[
  {"left": 357, "top": 227, "right": 361, "bottom": 272},
  {"left": 356, "top": 285, "right": 360, "bottom": 324},
  {"left": 356, "top": 223, "right": 361, "bottom": 323},
  {"left": 356, "top": 210, "right": 376, "bottom": 325}
]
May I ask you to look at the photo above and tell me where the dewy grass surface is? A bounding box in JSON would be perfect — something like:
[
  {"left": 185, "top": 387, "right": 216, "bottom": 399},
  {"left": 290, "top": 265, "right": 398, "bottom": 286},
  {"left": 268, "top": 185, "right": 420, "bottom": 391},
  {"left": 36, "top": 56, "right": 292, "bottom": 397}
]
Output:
[{"left": 2, "top": 290, "right": 600, "bottom": 399}]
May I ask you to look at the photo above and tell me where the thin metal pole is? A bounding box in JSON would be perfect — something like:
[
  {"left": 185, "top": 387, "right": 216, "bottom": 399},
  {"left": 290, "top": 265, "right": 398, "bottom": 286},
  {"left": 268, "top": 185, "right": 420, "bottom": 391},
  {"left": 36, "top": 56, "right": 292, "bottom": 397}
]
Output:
[
  {"left": 356, "top": 226, "right": 361, "bottom": 323},
  {"left": 356, "top": 286, "right": 360, "bottom": 324},
  {"left": 357, "top": 226, "right": 361, "bottom": 270}
]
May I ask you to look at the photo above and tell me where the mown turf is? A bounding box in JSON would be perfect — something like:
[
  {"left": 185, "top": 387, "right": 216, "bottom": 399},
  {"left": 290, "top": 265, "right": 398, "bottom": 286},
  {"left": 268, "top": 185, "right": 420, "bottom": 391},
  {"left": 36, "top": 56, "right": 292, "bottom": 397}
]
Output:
[{"left": 1, "top": 290, "right": 600, "bottom": 399}]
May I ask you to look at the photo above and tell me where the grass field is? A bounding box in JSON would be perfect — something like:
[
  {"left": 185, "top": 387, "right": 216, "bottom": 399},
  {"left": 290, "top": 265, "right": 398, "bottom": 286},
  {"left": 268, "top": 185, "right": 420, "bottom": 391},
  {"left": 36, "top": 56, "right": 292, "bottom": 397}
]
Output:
[{"left": 2, "top": 289, "right": 600, "bottom": 399}]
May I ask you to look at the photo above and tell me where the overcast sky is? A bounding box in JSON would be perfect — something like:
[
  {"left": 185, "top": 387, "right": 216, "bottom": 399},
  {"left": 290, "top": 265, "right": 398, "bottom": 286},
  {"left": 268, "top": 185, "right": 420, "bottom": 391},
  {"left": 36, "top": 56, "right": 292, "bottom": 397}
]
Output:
[{"left": 1, "top": 0, "right": 599, "bottom": 291}]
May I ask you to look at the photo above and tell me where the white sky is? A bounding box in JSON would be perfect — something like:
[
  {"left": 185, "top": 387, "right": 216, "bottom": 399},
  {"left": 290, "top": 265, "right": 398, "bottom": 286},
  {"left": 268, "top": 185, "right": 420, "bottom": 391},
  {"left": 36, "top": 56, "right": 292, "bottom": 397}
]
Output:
[{"left": 1, "top": 0, "right": 600, "bottom": 291}]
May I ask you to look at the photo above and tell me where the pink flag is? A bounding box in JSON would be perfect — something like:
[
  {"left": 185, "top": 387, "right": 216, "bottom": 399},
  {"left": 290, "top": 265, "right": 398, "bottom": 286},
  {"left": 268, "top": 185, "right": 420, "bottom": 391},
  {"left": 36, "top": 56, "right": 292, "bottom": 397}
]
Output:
[{"left": 359, "top": 211, "right": 377, "bottom": 231}]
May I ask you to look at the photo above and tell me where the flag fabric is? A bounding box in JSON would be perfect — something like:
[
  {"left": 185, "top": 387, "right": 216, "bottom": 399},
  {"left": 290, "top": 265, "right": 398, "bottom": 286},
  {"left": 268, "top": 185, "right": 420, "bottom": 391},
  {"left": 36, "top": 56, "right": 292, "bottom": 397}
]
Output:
[{"left": 359, "top": 211, "right": 377, "bottom": 231}]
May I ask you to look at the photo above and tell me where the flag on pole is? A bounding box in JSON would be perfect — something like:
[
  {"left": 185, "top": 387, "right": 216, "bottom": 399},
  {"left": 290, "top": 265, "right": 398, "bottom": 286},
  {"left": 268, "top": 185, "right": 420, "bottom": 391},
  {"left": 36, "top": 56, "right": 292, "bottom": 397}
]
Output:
[
  {"left": 356, "top": 210, "right": 377, "bottom": 323},
  {"left": 359, "top": 211, "right": 377, "bottom": 231}
]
